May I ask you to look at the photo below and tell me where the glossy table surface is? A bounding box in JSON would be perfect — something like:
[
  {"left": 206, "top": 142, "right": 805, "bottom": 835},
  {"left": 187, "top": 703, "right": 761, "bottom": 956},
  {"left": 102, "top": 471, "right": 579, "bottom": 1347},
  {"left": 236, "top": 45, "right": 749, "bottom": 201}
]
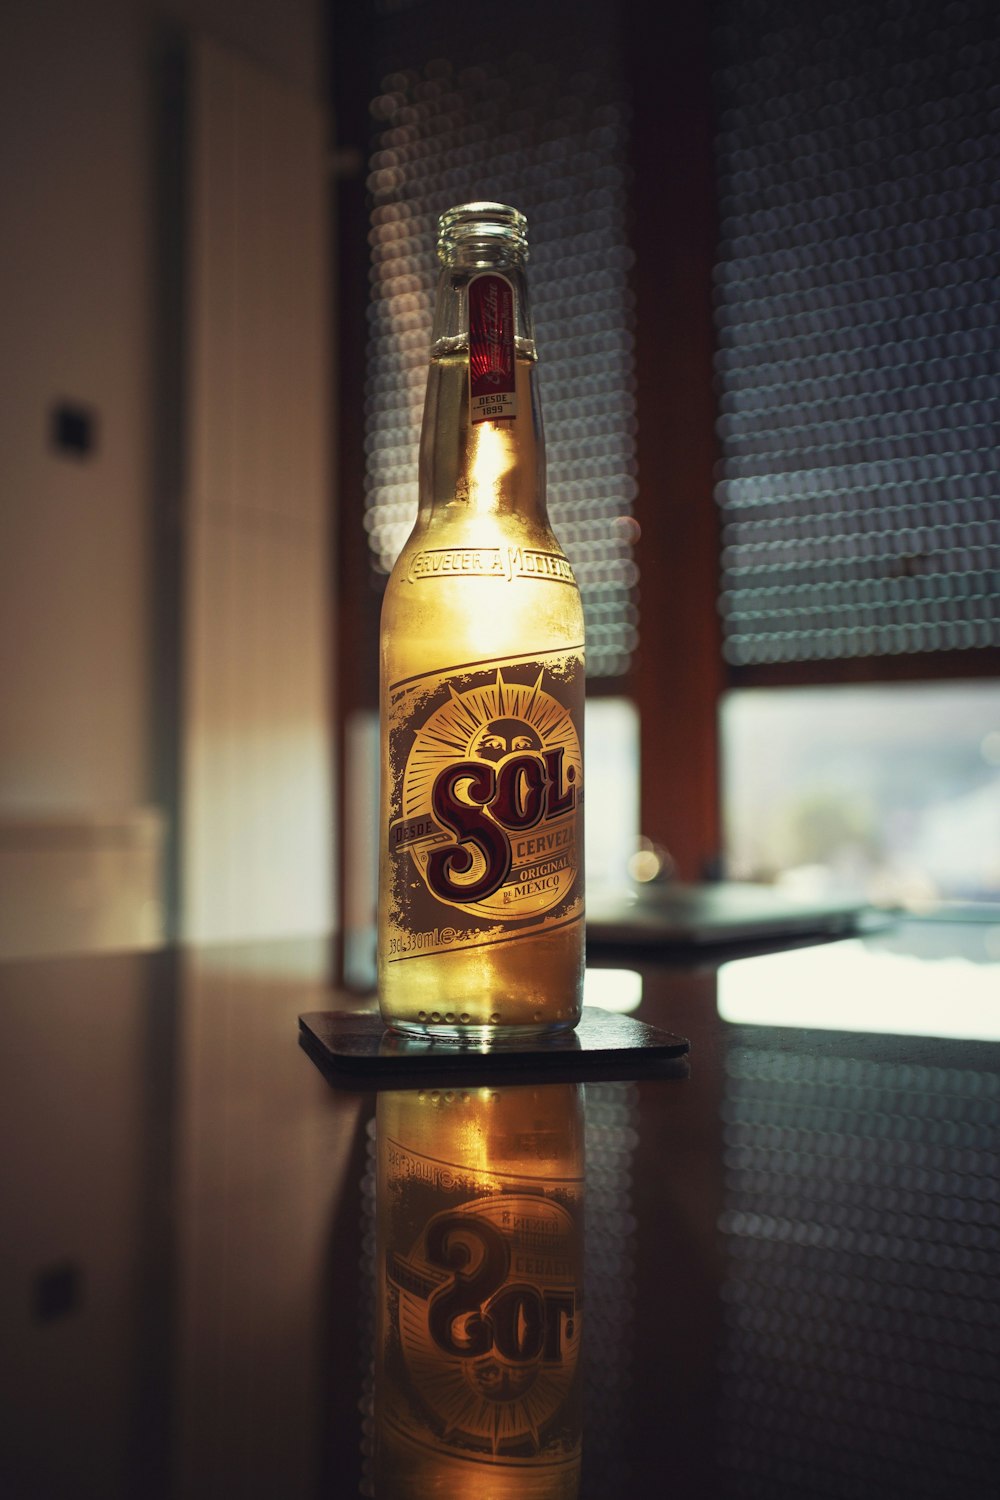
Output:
[{"left": 2, "top": 919, "right": 998, "bottom": 1498}]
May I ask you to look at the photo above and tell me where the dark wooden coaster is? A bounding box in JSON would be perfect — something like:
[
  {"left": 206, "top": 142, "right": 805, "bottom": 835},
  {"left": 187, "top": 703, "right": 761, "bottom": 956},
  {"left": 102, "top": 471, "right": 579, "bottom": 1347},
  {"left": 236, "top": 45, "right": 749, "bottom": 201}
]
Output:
[{"left": 298, "top": 1006, "right": 689, "bottom": 1088}]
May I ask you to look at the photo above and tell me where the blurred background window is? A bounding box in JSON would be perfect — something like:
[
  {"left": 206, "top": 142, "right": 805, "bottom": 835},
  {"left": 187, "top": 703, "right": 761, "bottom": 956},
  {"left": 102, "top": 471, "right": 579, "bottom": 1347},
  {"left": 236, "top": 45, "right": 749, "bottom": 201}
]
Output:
[
  {"left": 714, "top": 0, "right": 1000, "bottom": 670},
  {"left": 722, "top": 681, "right": 1000, "bottom": 906},
  {"left": 712, "top": 0, "right": 1000, "bottom": 906},
  {"left": 333, "top": 0, "right": 1000, "bottom": 954}
]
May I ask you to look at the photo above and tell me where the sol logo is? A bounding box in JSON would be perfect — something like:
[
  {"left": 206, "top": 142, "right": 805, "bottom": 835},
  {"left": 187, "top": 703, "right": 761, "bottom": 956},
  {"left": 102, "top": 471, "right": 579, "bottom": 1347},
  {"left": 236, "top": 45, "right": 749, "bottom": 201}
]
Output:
[
  {"left": 386, "top": 1195, "right": 581, "bottom": 1455},
  {"left": 390, "top": 666, "right": 582, "bottom": 923}
]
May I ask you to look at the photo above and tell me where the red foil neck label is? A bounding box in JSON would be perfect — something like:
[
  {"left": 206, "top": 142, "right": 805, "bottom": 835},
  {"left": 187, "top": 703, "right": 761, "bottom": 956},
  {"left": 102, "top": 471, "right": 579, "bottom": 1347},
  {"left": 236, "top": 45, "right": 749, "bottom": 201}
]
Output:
[{"left": 469, "top": 272, "right": 517, "bottom": 422}]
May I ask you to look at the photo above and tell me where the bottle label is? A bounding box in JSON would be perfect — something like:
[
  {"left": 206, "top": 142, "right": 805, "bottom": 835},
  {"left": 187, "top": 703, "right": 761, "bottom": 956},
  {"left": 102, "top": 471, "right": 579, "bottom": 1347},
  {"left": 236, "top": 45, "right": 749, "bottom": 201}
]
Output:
[
  {"left": 469, "top": 272, "right": 517, "bottom": 423},
  {"left": 381, "top": 1137, "right": 583, "bottom": 1464},
  {"left": 385, "top": 647, "right": 584, "bottom": 963}
]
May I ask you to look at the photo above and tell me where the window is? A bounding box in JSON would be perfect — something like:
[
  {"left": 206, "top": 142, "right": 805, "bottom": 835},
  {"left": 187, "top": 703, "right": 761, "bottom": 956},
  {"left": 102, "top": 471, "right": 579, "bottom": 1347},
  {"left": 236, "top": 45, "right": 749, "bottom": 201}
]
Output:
[
  {"left": 714, "top": 0, "right": 1000, "bottom": 673},
  {"left": 331, "top": 0, "right": 1000, "bottom": 965},
  {"left": 722, "top": 679, "right": 1000, "bottom": 904}
]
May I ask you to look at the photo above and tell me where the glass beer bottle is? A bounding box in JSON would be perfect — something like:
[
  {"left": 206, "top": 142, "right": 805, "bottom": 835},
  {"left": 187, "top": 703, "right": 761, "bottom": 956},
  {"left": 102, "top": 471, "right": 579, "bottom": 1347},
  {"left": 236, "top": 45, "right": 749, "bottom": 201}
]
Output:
[
  {"left": 374, "top": 1083, "right": 585, "bottom": 1499},
  {"left": 378, "top": 203, "right": 585, "bottom": 1038}
]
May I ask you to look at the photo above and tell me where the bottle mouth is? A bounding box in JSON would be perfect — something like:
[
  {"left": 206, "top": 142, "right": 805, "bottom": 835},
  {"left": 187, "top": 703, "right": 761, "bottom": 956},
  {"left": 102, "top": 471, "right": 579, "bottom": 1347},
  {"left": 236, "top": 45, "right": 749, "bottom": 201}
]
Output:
[{"left": 437, "top": 201, "right": 529, "bottom": 263}]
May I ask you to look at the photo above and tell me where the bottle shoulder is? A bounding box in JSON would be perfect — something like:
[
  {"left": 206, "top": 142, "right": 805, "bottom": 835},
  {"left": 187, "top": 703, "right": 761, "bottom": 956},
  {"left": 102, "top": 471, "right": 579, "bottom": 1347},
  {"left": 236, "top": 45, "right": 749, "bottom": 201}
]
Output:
[{"left": 381, "top": 546, "right": 584, "bottom": 680}]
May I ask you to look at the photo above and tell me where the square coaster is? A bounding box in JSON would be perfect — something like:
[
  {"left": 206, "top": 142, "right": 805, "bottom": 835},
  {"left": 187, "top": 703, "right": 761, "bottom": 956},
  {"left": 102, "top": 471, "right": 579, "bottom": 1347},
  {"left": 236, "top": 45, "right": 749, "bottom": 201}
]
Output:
[{"left": 298, "top": 1006, "right": 689, "bottom": 1088}]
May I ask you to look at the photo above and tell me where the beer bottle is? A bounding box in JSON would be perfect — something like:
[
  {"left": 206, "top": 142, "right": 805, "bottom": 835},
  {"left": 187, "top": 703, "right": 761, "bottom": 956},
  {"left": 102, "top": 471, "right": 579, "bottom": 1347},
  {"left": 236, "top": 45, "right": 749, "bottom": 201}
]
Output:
[
  {"left": 374, "top": 1083, "right": 585, "bottom": 1498},
  {"left": 378, "top": 203, "right": 585, "bottom": 1038}
]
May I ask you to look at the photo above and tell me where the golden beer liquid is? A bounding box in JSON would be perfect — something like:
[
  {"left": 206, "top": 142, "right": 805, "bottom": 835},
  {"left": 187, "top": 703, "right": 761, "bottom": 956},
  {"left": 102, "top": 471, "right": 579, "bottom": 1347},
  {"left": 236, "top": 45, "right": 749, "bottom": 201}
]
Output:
[
  {"left": 378, "top": 254, "right": 586, "bottom": 1038},
  {"left": 374, "top": 1084, "right": 584, "bottom": 1499}
]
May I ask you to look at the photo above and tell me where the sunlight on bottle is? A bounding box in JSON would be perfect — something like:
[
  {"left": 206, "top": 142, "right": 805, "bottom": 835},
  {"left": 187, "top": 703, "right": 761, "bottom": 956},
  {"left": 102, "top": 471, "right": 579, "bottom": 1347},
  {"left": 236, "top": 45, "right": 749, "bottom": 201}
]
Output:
[{"left": 470, "top": 418, "right": 513, "bottom": 502}]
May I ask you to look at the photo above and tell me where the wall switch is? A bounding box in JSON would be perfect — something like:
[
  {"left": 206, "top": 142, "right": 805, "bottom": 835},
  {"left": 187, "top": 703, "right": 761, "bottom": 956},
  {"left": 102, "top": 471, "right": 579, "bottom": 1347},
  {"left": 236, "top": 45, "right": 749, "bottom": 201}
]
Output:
[
  {"left": 52, "top": 402, "right": 97, "bottom": 457},
  {"left": 33, "top": 1261, "right": 83, "bottom": 1321}
]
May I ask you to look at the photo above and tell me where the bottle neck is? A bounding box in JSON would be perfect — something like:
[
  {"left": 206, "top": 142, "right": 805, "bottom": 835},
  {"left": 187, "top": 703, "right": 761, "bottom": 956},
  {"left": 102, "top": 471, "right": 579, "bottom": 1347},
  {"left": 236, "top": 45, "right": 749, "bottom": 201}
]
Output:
[{"left": 418, "top": 256, "right": 547, "bottom": 522}]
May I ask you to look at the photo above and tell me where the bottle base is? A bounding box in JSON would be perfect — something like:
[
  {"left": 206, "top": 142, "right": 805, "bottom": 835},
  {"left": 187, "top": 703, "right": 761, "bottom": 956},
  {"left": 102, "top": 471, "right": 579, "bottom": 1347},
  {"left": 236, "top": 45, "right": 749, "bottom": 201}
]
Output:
[{"left": 384, "top": 1014, "right": 581, "bottom": 1048}]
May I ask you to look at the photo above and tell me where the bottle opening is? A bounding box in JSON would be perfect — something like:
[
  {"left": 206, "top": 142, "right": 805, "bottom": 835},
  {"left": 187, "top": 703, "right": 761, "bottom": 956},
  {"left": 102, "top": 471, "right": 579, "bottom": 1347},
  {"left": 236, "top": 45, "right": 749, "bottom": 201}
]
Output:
[{"left": 437, "top": 201, "right": 529, "bottom": 263}]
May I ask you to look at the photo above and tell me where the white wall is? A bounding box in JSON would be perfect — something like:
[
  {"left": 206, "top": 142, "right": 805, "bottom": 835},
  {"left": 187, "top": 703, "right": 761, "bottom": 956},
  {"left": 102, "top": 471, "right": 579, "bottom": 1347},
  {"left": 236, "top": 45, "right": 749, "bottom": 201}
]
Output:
[
  {"left": 1, "top": 1, "right": 155, "bottom": 813},
  {"left": 180, "top": 36, "right": 333, "bottom": 942},
  {"left": 0, "top": 0, "right": 332, "bottom": 945}
]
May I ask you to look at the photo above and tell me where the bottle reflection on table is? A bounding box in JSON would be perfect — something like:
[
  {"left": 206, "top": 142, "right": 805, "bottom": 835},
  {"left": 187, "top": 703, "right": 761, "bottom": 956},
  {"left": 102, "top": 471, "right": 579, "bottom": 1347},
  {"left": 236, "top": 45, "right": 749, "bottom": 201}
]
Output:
[{"left": 374, "top": 1082, "right": 585, "bottom": 1498}]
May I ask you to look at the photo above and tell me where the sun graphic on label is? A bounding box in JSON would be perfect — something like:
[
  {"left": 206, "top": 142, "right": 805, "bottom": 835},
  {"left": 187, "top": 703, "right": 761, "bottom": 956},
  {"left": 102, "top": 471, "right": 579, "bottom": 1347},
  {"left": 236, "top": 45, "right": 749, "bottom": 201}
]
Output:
[{"left": 392, "top": 670, "right": 582, "bottom": 921}]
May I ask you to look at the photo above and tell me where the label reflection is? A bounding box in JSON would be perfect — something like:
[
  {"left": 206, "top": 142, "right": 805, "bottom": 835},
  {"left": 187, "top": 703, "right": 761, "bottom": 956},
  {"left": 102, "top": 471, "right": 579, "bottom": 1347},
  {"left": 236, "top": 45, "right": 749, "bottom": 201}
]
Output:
[{"left": 373, "top": 1083, "right": 585, "bottom": 1498}]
